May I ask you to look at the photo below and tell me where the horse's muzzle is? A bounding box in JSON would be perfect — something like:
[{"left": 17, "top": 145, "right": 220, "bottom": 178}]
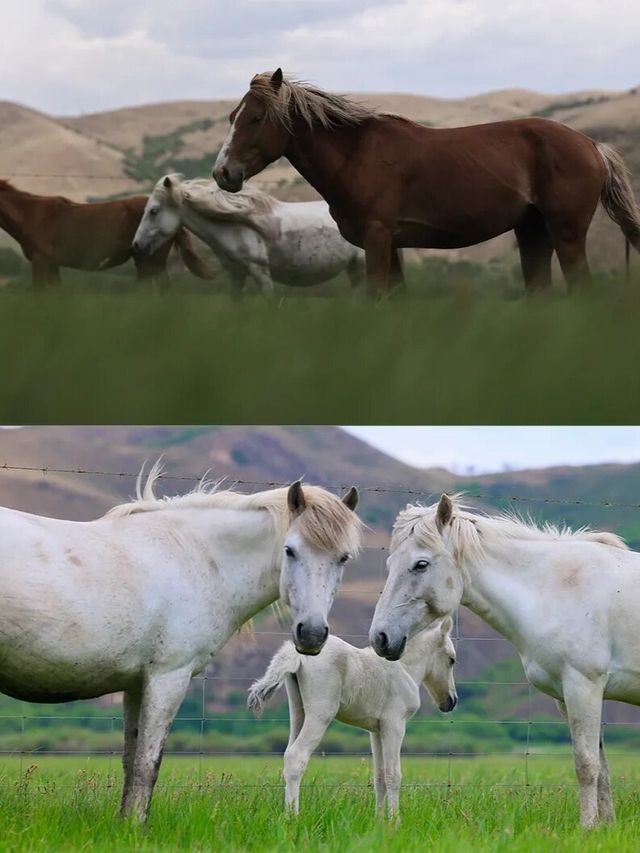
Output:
[
  {"left": 371, "top": 630, "right": 407, "bottom": 661},
  {"left": 212, "top": 163, "right": 244, "bottom": 193},
  {"left": 293, "top": 620, "right": 329, "bottom": 656},
  {"left": 439, "top": 694, "right": 458, "bottom": 713}
]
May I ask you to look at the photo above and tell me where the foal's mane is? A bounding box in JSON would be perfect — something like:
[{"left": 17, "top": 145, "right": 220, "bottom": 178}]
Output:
[
  {"left": 107, "top": 462, "right": 362, "bottom": 555},
  {"left": 392, "top": 495, "right": 628, "bottom": 565},
  {"left": 249, "top": 73, "right": 387, "bottom": 130},
  {"left": 155, "top": 175, "right": 279, "bottom": 240}
]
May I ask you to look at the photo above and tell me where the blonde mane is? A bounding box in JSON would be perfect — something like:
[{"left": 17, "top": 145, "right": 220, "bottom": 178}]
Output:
[
  {"left": 249, "top": 73, "right": 381, "bottom": 130},
  {"left": 107, "top": 462, "right": 362, "bottom": 556},
  {"left": 392, "top": 495, "right": 628, "bottom": 566},
  {"left": 152, "top": 175, "right": 279, "bottom": 240}
]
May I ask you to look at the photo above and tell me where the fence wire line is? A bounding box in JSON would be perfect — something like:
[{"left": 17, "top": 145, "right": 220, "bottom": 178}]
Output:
[
  {"left": 2, "top": 173, "right": 285, "bottom": 187},
  {"left": 1, "top": 462, "right": 639, "bottom": 791},
  {"left": 1, "top": 462, "right": 639, "bottom": 510}
]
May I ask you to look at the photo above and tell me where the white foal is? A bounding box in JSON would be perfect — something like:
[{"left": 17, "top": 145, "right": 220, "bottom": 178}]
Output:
[{"left": 248, "top": 618, "right": 457, "bottom": 817}]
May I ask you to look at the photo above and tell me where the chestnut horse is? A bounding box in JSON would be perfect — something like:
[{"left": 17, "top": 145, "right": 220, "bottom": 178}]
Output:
[
  {"left": 213, "top": 70, "right": 640, "bottom": 295},
  {"left": 0, "top": 180, "right": 215, "bottom": 288}
]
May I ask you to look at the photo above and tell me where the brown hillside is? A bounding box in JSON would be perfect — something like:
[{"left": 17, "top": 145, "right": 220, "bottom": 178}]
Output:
[{"left": 0, "top": 101, "right": 141, "bottom": 200}]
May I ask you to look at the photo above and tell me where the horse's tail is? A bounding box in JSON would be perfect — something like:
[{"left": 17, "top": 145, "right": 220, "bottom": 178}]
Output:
[
  {"left": 173, "top": 228, "right": 218, "bottom": 280},
  {"left": 597, "top": 143, "right": 640, "bottom": 261},
  {"left": 247, "top": 641, "right": 301, "bottom": 717}
]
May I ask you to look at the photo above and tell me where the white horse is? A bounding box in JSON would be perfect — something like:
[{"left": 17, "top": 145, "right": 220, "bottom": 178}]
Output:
[
  {"left": 132, "top": 175, "right": 365, "bottom": 296},
  {"left": 248, "top": 618, "right": 457, "bottom": 817},
  {"left": 0, "top": 465, "right": 361, "bottom": 822},
  {"left": 369, "top": 493, "right": 640, "bottom": 828}
]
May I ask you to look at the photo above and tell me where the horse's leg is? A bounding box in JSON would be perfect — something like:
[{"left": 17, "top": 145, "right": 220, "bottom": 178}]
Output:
[
  {"left": 364, "top": 221, "right": 393, "bottom": 296},
  {"left": 283, "top": 714, "right": 332, "bottom": 814},
  {"left": 596, "top": 736, "right": 615, "bottom": 823},
  {"left": 247, "top": 263, "right": 274, "bottom": 298},
  {"left": 514, "top": 210, "right": 553, "bottom": 293},
  {"left": 130, "top": 667, "right": 192, "bottom": 823},
  {"left": 31, "top": 256, "right": 52, "bottom": 289},
  {"left": 556, "top": 696, "right": 615, "bottom": 825},
  {"left": 370, "top": 730, "right": 386, "bottom": 815},
  {"left": 229, "top": 270, "right": 246, "bottom": 302},
  {"left": 119, "top": 687, "right": 142, "bottom": 817},
  {"left": 562, "top": 672, "right": 606, "bottom": 828},
  {"left": 389, "top": 249, "right": 405, "bottom": 293},
  {"left": 380, "top": 718, "right": 405, "bottom": 820},
  {"left": 551, "top": 233, "right": 592, "bottom": 293},
  {"left": 136, "top": 257, "right": 170, "bottom": 291},
  {"left": 285, "top": 676, "right": 305, "bottom": 748},
  {"left": 346, "top": 255, "right": 365, "bottom": 291}
]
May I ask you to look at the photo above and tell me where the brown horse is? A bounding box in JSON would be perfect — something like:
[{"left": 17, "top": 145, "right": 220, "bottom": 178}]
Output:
[
  {"left": 213, "top": 70, "right": 640, "bottom": 294},
  {"left": 0, "top": 180, "right": 215, "bottom": 287}
]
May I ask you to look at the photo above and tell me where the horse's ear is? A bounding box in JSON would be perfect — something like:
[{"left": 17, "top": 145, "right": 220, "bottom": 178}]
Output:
[
  {"left": 287, "top": 480, "right": 306, "bottom": 516},
  {"left": 270, "top": 68, "right": 284, "bottom": 91},
  {"left": 341, "top": 486, "right": 359, "bottom": 512},
  {"left": 163, "top": 176, "right": 172, "bottom": 190},
  {"left": 436, "top": 494, "right": 453, "bottom": 532},
  {"left": 440, "top": 615, "right": 454, "bottom": 636}
]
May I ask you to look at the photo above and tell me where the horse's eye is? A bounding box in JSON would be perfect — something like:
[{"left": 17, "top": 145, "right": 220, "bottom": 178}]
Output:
[
  {"left": 339, "top": 553, "right": 351, "bottom": 565},
  {"left": 284, "top": 545, "right": 296, "bottom": 558},
  {"left": 251, "top": 115, "right": 262, "bottom": 124},
  {"left": 411, "top": 559, "right": 430, "bottom": 572},
  {"left": 149, "top": 209, "right": 158, "bottom": 217}
]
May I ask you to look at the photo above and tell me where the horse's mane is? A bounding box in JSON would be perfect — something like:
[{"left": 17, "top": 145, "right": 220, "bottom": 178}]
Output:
[
  {"left": 0, "top": 179, "right": 15, "bottom": 192},
  {"left": 249, "top": 73, "right": 383, "bottom": 130},
  {"left": 392, "top": 494, "right": 628, "bottom": 566},
  {"left": 154, "top": 175, "right": 279, "bottom": 240},
  {"left": 106, "top": 461, "right": 362, "bottom": 556}
]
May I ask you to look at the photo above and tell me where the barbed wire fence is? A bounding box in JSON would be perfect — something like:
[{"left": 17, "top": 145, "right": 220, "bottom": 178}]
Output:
[{"left": 1, "top": 461, "right": 639, "bottom": 792}]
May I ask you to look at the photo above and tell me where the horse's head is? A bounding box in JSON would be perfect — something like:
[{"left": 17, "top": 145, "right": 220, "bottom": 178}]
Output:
[
  {"left": 370, "top": 494, "right": 464, "bottom": 661},
  {"left": 132, "top": 175, "right": 183, "bottom": 258},
  {"left": 280, "top": 481, "right": 361, "bottom": 655},
  {"left": 419, "top": 617, "right": 458, "bottom": 713},
  {"left": 213, "top": 69, "right": 290, "bottom": 193}
]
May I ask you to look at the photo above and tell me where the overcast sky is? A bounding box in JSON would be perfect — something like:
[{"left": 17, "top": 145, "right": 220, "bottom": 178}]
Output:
[
  {"left": 343, "top": 427, "right": 640, "bottom": 473},
  {"left": 2, "top": 1, "right": 639, "bottom": 115}
]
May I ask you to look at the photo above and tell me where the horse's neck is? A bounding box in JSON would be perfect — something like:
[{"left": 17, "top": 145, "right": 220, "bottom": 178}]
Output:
[
  {"left": 285, "top": 122, "right": 357, "bottom": 209},
  {"left": 399, "top": 632, "right": 436, "bottom": 685},
  {"left": 176, "top": 506, "right": 281, "bottom": 631},
  {"left": 461, "top": 541, "right": 547, "bottom": 647},
  {"left": 0, "top": 188, "right": 33, "bottom": 245},
  {"left": 179, "top": 203, "right": 227, "bottom": 251}
]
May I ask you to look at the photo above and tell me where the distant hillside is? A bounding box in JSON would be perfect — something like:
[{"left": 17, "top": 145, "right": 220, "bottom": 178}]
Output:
[{"left": 0, "top": 84, "right": 638, "bottom": 271}]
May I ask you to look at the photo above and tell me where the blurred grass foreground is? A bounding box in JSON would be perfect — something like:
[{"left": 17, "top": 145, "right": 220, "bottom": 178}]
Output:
[{"left": 0, "top": 258, "right": 639, "bottom": 423}]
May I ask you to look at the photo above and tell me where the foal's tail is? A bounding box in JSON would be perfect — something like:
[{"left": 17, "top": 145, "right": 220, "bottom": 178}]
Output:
[
  {"left": 597, "top": 143, "right": 640, "bottom": 274},
  {"left": 173, "top": 228, "right": 218, "bottom": 280},
  {"left": 247, "top": 642, "right": 301, "bottom": 717}
]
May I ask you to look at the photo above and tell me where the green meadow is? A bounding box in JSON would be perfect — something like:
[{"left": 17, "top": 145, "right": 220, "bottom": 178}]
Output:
[
  {"left": 0, "top": 260, "right": 639, "bottom": 423},
  {"left": 1, "top": 755, "right": 640, "bottom": 851}
]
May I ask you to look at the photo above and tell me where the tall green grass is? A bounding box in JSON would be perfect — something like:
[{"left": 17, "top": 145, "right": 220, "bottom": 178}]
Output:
[
  {"left": 0, "top": 755, "right": 640, "bottom": 851},
  {"left": 1, "top": 270, "right": 639, "bottom": 422}
]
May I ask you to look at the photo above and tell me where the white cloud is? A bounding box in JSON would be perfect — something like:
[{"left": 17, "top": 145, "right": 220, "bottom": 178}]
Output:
[{"left": 1, "top": 0, "right": 639, "bottom": 114}]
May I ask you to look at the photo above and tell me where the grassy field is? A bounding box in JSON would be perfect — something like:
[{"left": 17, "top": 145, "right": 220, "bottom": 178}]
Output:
[
  {"left": 1, "top": 266, "right": 640, "bottom": 423},
  {"left": 1, "top": 754, "right": 640, "bottom": 851}
]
